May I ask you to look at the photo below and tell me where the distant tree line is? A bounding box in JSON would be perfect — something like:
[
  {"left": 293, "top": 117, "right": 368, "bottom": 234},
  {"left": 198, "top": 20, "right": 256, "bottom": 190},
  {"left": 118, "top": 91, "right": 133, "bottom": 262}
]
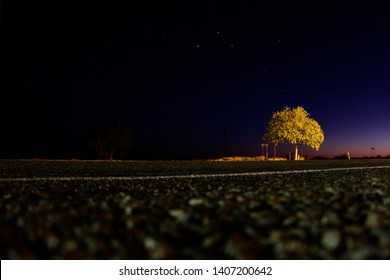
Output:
[{"left": 312, "top": 155, "right": 390, "bottom": 160}]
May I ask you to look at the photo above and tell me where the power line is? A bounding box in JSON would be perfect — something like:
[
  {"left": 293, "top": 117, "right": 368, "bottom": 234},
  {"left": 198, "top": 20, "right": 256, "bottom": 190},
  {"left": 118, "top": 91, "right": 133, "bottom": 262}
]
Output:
[{"left": 209, "top": 82, "right": 316, "bottom": 95}]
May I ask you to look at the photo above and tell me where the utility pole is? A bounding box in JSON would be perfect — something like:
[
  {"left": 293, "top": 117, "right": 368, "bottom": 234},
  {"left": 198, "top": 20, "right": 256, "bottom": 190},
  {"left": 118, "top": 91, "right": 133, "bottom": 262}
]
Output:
[
  {"left": 223, "top": 128, "right": 228, "bottom": 157},
  {"left": 371, "top": 147, "right": 375, "bottom": 158},
  {"left": 174, "top": 129, "right": 182, "bottom": 159}
]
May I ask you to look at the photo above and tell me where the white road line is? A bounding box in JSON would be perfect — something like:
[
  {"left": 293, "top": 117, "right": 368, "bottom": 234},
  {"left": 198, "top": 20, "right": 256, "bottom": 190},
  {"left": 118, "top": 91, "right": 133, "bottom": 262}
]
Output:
[{"left": 0, "top": 165, "right": 389, "bottom": 182}]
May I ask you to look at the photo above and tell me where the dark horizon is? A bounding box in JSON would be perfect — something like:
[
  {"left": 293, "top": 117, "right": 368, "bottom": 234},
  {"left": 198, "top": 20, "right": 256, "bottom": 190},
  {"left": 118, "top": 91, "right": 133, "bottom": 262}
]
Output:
[{"left": 1, "top": 1, "right": 390, "bottom": 160}]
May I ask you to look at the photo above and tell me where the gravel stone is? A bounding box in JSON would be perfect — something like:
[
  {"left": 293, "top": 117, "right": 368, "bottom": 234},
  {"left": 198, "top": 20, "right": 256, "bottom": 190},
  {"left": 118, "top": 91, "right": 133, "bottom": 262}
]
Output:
[
  {"left": 1, "top": 159, "right": 390, "bottom": 259},
  {"left": 321, "top": 230, "right": 341, "bottom": 250}
]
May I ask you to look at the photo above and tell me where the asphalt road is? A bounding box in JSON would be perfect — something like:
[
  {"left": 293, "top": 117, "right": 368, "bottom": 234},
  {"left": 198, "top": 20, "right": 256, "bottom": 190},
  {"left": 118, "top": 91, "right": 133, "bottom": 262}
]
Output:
[{"left": 1, "top": 159, "right": 390, "bottom": 259}]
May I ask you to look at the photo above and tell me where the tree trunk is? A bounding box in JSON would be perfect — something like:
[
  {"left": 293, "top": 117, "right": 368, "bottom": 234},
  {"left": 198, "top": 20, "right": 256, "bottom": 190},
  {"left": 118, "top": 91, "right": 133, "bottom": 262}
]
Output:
[{"left": 294, "top": 144, "right": 298, "bottom": 160}]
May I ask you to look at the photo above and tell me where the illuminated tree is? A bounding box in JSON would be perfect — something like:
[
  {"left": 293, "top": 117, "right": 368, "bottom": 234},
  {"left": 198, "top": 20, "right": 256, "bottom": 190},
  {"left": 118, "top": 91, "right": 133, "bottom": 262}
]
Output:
[{"left": 264, "top": 106, "right": 324, "bottom": 160}]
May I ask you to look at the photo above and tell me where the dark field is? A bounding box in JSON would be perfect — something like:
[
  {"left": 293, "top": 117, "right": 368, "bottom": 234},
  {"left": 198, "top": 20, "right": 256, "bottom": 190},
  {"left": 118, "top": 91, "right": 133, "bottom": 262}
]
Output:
[{"left": 1, "top": 159, "right": 390, "bottom": 259}]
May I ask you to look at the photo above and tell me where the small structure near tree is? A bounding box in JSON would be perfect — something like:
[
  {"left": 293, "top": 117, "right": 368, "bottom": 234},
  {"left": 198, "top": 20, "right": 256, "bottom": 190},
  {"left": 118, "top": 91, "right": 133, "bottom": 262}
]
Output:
[{"left": 261, "top": 143, "right": 269, "bottom": 159}]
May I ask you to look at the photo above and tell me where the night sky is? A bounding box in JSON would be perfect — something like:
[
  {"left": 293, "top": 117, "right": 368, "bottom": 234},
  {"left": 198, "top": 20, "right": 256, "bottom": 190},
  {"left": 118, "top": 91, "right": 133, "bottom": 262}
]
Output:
[{"left": 1, "top": 1, "right": 390, "bottom": 159}]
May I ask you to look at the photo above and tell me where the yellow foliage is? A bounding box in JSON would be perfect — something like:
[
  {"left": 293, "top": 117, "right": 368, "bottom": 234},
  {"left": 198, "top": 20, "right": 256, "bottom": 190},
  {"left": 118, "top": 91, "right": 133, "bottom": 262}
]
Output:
[{"left": 264, "top": 106, "right": 324, "bottom": 151}]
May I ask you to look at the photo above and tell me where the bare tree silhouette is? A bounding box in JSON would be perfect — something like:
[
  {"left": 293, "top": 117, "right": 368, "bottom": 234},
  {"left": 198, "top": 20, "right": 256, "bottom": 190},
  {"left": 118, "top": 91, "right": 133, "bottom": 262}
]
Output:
[{"left": 88, "top": 126, "right": 133, "bottom": 160}]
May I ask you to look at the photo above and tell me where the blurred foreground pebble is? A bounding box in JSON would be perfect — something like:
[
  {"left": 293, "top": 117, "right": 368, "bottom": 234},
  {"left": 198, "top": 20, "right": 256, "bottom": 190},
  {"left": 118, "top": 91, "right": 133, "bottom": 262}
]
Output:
[{"left": 1, "top": 160, "right": 390, "bottom": 259}]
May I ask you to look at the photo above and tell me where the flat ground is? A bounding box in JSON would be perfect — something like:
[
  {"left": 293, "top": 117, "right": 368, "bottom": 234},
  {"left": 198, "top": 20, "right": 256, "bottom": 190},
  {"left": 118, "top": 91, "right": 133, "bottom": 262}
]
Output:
[{"left": 1, "top": 159, "right": 390, "bottom": 259}]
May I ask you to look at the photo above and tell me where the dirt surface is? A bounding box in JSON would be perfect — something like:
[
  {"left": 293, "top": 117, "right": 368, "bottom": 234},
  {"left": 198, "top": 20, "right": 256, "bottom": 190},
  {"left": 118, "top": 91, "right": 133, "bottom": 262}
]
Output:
[{"left": 1, "top": 159, "right": 390, "bottom": 259}]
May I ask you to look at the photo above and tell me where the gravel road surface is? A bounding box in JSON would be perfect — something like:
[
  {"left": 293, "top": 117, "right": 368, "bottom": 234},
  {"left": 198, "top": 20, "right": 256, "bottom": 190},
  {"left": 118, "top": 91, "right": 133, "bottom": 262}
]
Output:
[{"left": 1, "top": 159, "right": 390, "bottom": 259}]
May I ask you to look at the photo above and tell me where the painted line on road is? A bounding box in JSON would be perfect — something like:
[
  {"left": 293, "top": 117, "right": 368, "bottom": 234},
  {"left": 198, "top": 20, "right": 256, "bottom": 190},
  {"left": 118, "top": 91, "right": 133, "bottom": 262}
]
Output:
[{"left": 0, "top": 165, "right": 390, "bottom": 182}]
